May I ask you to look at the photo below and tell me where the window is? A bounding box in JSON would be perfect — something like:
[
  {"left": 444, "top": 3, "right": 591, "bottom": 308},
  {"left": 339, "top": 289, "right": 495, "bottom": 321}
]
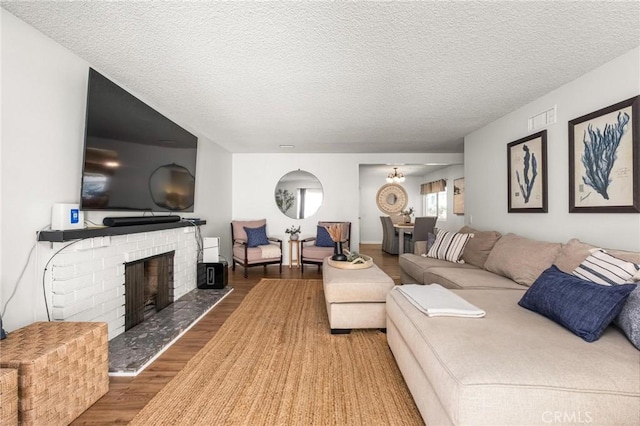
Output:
[
  {"left": 424, "top": 190, "right": 447, "bottom": 220},
  {"left": 300, "top": 188, "right": 323, "bottom": 218},
  {"left": 421, "top": 179, "right": 447, "bottom": 221}
]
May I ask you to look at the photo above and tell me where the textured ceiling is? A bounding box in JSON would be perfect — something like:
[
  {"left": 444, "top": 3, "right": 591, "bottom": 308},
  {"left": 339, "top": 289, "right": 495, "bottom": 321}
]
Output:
[{"left": 2, "top": 1, "right": 639, "bottom": 154}]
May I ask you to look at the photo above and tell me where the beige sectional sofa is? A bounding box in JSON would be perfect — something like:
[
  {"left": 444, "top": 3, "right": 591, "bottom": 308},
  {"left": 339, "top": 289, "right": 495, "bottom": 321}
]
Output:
[{"left": 389, "top": 227, "right": 640, "bottom": 425}]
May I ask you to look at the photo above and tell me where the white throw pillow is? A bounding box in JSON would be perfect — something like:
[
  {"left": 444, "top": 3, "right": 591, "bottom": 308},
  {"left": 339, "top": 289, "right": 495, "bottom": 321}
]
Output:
[
  {"left": 572, "top": 248, "right": 640, "bottom": 285},
  {"left": 426, "top": 231, "right": 473, "bottom": 263},
  {"left": 572, "top": 248, "right": 640, "bottom": 349}
]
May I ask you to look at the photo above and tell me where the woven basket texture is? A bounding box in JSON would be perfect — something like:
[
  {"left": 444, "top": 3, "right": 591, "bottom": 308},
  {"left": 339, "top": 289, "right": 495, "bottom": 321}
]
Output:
[
  {"left": 0, "top": 322, "right": 109, "bottom": 425},
  {"left": 0, "top": 368, "right": 18, "bottom": 425}
]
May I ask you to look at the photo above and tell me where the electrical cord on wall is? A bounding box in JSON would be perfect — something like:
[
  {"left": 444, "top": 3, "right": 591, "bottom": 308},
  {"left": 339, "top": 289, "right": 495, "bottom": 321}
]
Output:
[
  {"left": 182, "top": 218, "right": 204, "bottom": 261},
  {"left": 41, "top": 238, "right": 86, "bottom": 322},
  {"left": 1, "top": 243, "right": 37, "bottom": 319},
  {"left": 1, "top": 227, "right": 49, "bottom": 320},
  {"left": 84, "top": 218, "right": 101, "bottom": 227},
  {"left": 195, "top": 224, "right": 203, "bottom": 260}
]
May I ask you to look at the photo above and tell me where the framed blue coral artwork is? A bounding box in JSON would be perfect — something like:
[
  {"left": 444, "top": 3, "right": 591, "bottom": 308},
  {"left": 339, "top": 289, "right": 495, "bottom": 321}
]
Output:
[
  {"left": 569, "top": 96, "right": 639, "bottom": 213},
  {"left": 507, "top": 130, "right": 548, "bottom": 213}
]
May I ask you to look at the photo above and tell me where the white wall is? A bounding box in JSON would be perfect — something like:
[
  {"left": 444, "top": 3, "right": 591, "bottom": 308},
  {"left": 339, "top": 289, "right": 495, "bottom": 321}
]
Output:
[
  {"left": 232, "top": 153, "right": 463, "bottom": 259},
  {"left": 194, "top": 135, "right": 232, "bottom": 261},
  {"left": 0, "top": 10, "right": 232, "bottom": 332},
  {"left": 465, "top": 47, "right": 640, "bottom": 251},
  {"left": 423, "top": 164, "right": 466, "bottom": 233}
]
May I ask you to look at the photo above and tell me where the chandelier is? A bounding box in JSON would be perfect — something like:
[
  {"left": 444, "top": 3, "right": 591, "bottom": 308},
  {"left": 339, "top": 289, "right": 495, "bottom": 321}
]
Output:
[{"left": 386, "top": 167, "right": 405, "bottom": 183}]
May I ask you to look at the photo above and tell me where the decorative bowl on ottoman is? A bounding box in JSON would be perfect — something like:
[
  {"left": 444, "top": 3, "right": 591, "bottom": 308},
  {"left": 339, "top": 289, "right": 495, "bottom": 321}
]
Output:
[{"left": 327, "top": 253, "right": 373, "bottom": 270}]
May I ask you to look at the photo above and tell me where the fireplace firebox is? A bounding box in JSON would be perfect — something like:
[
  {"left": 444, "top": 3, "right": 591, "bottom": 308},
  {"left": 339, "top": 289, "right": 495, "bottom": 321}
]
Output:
[{"left": 124, "top": 251, "right": 175, "bottom": 331}]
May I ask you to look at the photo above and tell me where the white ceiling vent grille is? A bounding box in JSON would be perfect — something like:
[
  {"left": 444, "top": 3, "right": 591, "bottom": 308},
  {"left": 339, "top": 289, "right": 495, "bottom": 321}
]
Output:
[{"left": 528, "top": 106, "right": 557, "bottom": 131}]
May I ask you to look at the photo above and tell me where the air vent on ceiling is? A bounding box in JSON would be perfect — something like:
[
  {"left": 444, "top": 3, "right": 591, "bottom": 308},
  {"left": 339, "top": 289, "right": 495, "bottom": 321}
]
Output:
[{"left": 528, "top": 106, "right": 557, "bottom": 131}]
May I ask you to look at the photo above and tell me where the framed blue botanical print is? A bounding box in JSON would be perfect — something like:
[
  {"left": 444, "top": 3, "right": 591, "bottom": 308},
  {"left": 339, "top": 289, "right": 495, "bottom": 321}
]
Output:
[
  {"left": 569, "top": 96, "right": 639, "bottom": 213},
  {"left": 507, "top": 130, "right": 548, "bottom": 213}
]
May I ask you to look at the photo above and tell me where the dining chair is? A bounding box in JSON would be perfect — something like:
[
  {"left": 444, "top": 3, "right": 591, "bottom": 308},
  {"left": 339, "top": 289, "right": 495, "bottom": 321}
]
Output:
[
  {"left": 380, "top": 216, "right": 400, "bottom": 255},
  {"left": 411, "top": 216, "right": 438, "bottom": 254}
]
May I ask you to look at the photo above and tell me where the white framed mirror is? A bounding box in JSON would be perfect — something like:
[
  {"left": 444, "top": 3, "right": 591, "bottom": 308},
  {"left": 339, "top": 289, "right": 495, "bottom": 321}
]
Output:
[{"left": 275, "top": 170, "right": 323, "bottom": 219}]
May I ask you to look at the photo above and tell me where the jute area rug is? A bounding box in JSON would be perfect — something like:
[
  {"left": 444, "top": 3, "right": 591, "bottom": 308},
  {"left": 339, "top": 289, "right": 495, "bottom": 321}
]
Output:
[{"left": 131, "top": 279, "right": 423, "bottom": 425}]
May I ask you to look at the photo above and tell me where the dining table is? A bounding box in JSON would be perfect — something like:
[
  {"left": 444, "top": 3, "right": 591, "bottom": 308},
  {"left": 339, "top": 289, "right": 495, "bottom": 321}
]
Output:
[{"left": 393, "top": 223, "right": 414, "bottom": 255}]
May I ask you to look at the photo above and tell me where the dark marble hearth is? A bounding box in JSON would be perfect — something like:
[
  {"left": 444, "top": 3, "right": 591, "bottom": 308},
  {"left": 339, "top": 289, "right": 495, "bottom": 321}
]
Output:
[{"left": 109, "top": 286, "right": 233, "bottom": 376}]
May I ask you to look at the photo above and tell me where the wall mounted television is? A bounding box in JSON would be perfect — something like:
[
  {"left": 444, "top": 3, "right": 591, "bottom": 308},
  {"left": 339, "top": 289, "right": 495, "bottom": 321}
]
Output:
[{"left": 80, "top": 68, "right": 198, "bottom": 212}]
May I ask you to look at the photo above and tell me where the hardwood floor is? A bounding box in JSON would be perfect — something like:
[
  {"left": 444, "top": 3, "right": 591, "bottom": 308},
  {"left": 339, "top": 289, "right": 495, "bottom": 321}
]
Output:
[{"left": 72, "top": 244, "right": 400, "bottom": 425}]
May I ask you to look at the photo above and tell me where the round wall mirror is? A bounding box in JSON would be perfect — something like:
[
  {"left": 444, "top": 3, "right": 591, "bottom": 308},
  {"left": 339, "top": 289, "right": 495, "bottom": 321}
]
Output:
[
  {"left": 376, "top": 184, "right": 408, "bottom": 214},
  {"left": 275, "top": 170, "right": 323, "bottom": 219}
]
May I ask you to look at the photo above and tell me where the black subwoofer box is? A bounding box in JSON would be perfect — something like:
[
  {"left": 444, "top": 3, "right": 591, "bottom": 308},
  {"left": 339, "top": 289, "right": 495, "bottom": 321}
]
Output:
[{"left": 197, "top": 260, "right": 228, "bottom": 289}]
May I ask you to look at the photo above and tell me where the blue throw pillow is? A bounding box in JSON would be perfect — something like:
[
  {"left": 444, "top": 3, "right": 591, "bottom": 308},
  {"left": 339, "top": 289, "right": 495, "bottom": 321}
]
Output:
[
  {"left": 316, "top": 226, "right": 335, "bottom": 247},
  {"left": 426, "top": 232, "right": 436, "bottom": 251},
  {"left": 244, "top": 225, "right": 269, "bottom": 248},
  {"left": 518, "top": 265, "right": 636, "bottom": 342}
]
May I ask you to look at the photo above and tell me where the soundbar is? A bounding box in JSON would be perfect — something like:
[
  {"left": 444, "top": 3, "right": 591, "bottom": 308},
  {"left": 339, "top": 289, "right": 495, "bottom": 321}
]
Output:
[{"left": 102, "top": 215, "right": 181, "bottom": 227}]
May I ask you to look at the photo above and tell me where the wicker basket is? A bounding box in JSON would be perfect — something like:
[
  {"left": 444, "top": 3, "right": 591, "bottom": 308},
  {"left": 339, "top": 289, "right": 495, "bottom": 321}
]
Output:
[
  {"left": 0, "top": 368, "right": 18, "bottom": 425},
  {"left": 0, "top": 322, "right": 109, "bottom": 425}
]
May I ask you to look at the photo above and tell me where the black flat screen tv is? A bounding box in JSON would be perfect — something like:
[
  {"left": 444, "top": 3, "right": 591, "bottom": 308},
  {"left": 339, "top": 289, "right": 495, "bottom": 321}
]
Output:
[{"left": 80, "top": 68, "right": 198, "bottom": 212}]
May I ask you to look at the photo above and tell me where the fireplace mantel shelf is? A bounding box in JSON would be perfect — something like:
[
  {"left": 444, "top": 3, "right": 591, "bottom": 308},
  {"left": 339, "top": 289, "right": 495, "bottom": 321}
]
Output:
[{"left": 38, "top": 220, "right": 206, "bottom": 243}]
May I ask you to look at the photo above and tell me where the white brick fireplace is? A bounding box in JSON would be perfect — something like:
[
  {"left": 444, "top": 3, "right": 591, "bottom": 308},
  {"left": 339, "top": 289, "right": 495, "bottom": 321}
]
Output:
[{"left": 40, "top": 226, "right": 200, "bottom": 340}]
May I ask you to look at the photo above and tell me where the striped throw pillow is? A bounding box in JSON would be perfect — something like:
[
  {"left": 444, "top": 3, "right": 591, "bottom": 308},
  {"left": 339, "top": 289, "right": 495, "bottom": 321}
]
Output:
[
  {"left": 572, "top": 249, "right": 640, "bottom": 285},
  {"left": 426, "top": 231, "right": 473, "bottom": 263}
]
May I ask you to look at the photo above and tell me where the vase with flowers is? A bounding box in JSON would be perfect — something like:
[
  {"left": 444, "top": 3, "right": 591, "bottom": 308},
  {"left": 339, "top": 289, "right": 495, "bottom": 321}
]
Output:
[
  {"left": 326, "top": 224, "right": 348, "bottom": 261},
  {"left": 285, "top": 225, "right": 301, "bottom": 241},
  {"left": 400, "top": 207, "right": 414, "bottom": 223}
]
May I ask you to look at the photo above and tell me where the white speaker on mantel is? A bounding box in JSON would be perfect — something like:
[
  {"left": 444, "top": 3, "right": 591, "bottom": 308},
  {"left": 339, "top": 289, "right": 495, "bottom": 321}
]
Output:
[{"left": 51, "top": 203, "right": 84, "bottom": 231}]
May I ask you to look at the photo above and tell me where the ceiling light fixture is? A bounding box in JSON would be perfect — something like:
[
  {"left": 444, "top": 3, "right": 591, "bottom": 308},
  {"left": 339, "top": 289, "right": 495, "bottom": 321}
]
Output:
[
  {"left": 386, "top": 167, "right": 405, "bottom": 183},
  {"left": 279, "top": 144, "right": 295, "bottom": 149}
]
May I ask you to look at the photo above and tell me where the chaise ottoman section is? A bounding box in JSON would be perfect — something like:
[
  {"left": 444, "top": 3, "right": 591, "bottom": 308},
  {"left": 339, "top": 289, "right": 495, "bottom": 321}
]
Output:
[
  {"left": 322, "top": 259, "right": 395, "bottom": 333},
  {"left": 386, "top": 288, "right": 640, "bottom": 425},
  {"left": 0, "top": 322, "right": 109, "bottom": 425}
]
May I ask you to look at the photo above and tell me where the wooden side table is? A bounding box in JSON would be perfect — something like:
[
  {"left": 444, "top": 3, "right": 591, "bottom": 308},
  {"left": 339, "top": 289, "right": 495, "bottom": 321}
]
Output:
[{"left": 289, "top": 239, "right": 301, "bottom": 268}]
